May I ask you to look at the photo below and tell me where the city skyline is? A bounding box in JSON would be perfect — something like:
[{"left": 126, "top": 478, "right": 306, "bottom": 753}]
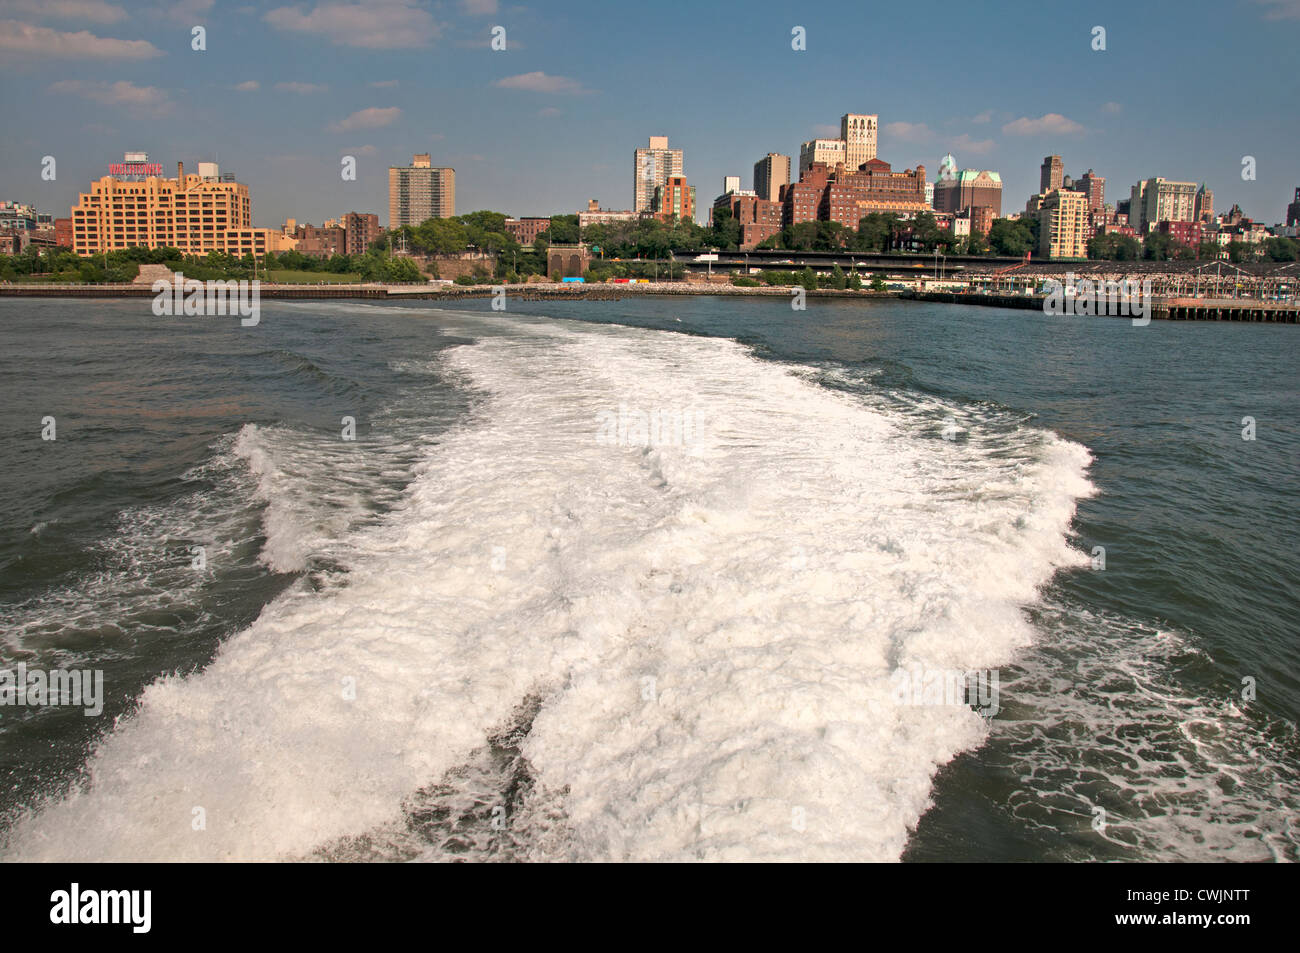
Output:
[{"left": 1, "top": 0, "right": 1298, "bottom": 229}]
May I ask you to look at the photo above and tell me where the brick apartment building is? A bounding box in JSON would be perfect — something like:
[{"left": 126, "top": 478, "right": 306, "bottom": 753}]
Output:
[
  {"left": 343, "top": 212, "right": 381, "bottom": 255},
  {"left": 713, "top": 192, "right": 783, "bottom": 249},
  {"left": 782, "top": 159, "right": 929, "bottom": 229},
  {"left": 504, "top": 217, "right": 550, "bottom": 244}
]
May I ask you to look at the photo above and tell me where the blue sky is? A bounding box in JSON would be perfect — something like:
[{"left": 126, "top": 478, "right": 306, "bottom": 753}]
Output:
[{"left": 2, "top": 0, "right": 1298, "bottom": 229}]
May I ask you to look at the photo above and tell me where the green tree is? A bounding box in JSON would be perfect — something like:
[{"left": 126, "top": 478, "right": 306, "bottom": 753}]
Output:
[
  {"left": 710, "top": 206, "right": 741, "bottom": 250},
  {"left": 1088, "top": 232, "right": 1141, "bottom": 261},
  {"left": 988, "top": 218, "right": 1036, "bottom": 257},
  {"left": 543, "top": 214, "right": 579, "bottom": 244},
  {"left": 854, "top": 213, "right": 890, "bottom": 252},
  {"left": 1265, "top": 237, "right": 1299, "bottom": 262},
  {"left": 814, "top": 220, "right": 847, "bottom": 250},
  {"left": 1143, "top": 232, "right": 1175, "bottom": 261}
]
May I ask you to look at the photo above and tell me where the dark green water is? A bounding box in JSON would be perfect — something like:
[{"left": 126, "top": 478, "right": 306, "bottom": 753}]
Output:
[{"left": 0, "top": 296, "right": 1295, "bottom": 861}]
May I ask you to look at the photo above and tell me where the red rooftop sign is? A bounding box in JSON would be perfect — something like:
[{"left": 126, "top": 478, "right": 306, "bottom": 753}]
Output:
[{"left": 109, "top": 161, "right": 163, "bottom": 177}]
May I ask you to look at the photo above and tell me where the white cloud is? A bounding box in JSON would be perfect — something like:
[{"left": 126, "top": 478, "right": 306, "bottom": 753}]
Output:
[
  {"left": 1254, "top": 0, "right": 1300, "bottom": 19},
  {"left": 538, "top": 106, "right": 562, "bottom": 118},
  {"left": 153, "top": 0, "right": 214, "bottom": 21},
  {"left": 0, "top": 19, "right": 161, "bottom": 57},
  {"left": 276, "top": 81, "right": 327, "bottom": 93},
  {"left": 233, "top": 80, "right": 260, "bottom": 91},
  {"left": 1002, "top": 113, "right": 1085, "bottom": 136},
  {"left": 1100, "top": 101, "right": 1123, "bottom": 115},
  {"left": 327, "top": 106, "right": 401, "bottom": 132},
  {"left": 0, "top": 0, "right": 125, "bottom": 22},
  {"left": 370, "top": 79, "right": 399, "bottom": 88},
  {"left": 492, "top": 71, "right": 592, "bottom": 95},
  {"left": 50, "top": 79, "right": 172, "bottom": 116},
  {"left": 971, "top": 110, "right": 993, "bottom": 124},
  {"left": 265, "top": 1, "right": 439, "bottom": 49},
  {"left": 460, "top": 0, "right": 497, "bottom": 13},
  {"left": 811, "top": 123, "right": 839, "bottom": 138},
  {"left": 949, "top": 134, "right": 996, "bottom": 155},
  {"left": 347, "top": 144, "right": 378, "bottom": 155},
  {"left": 884, "top": 121, "right": 933, "bottom": 143}
]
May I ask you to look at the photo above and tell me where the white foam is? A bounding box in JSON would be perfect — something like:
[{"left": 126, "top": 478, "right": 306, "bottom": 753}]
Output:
[
  {"left": 993, "top": 605, "right": 1300, "bottom": 862},
  {"left": 3, "top": 313, "right": 1094, "bottom": 861}
]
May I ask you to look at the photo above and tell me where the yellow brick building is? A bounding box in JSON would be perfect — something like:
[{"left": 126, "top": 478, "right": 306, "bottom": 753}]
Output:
[{"left": 71, "top": 157, "right": 293, "bottom": 257}]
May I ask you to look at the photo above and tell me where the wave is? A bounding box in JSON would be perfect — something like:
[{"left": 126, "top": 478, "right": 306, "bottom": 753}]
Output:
[{"left": 2, "top": 312, "right": 1094, "bottom": 861}]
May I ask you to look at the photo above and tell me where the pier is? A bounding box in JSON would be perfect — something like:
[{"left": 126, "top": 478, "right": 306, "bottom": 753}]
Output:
[{"left": 901, "top": 290, "right": 1300, "bottom": 322}]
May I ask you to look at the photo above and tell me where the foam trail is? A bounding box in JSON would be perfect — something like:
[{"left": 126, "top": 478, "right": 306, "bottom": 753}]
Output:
[{"left": 3, "top": 313, "right": 1092, "bottom": 862}]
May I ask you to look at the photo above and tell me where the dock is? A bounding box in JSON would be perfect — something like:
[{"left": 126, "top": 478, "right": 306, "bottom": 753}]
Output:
[{"left": 901, "top": 290, "right": 1299, "bottom": 323}]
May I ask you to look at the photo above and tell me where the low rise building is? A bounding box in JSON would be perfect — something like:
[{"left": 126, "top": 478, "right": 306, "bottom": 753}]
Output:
[
  {"left": 578, "top": 199, "right": 640, "bottom": 228},
  {"left": 343, "top": 212, "right": 381, "bottom": 255},
  {"left": 969, "top": 205, "right": 994, "bottom": 236},
  {"left": 714, "top": 191, "right": 782, "bottom": 249},
  {"left": 504, "top": 216, "right": 550, "bottom": 244},
  {"left": 1155, "top": 220, "right": 1203, "bottom": 248}
]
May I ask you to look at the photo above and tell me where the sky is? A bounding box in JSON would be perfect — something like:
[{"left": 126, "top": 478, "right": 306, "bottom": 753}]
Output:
[{"left": 2, "top": 0, "right": 1298, "bottom": 230}]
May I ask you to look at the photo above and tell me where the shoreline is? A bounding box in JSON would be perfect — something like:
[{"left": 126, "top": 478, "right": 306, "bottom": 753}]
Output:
[
  {"left": 0, "top": 280, "right": 896, "bottom": 301},
  {"left": 2, "top": 281, "right": 1297, "bottom": 321}
]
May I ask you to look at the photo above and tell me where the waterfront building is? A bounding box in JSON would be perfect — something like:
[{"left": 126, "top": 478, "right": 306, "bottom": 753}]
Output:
[
  {"left": 1037, "top": 187, "right": 1090, "bottom": 259},
  {"left": 1287, "top": 187, "right": 1300, "bottom": 227},
  {"left": 70, "top": 155, "right": 288, "bottom": 258},
  {"left": 388, "top": 154, "right": 455, "bottom": 228},
  {"left": 634, "top": 137, "right": 684, "bottom": 214},
  {"left": 753, "top": 153, "right": 790, "bottom": 203}
]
